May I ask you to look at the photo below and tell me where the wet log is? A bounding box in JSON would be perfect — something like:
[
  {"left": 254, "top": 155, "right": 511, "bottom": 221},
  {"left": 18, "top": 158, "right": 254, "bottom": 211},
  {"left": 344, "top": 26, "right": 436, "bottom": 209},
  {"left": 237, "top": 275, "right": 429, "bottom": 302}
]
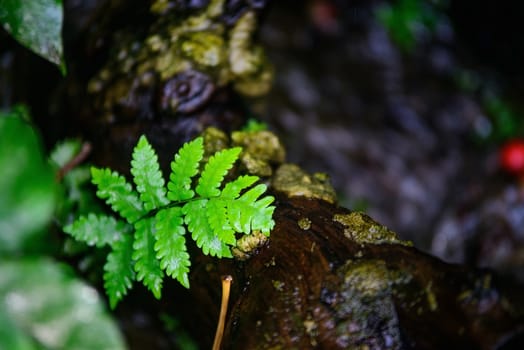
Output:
[
  {"left": 180, "top": 194, "right": 524, "bottom": 349},
  {"left": 59, "top": 2, "right": 524, "bottom": 349}
]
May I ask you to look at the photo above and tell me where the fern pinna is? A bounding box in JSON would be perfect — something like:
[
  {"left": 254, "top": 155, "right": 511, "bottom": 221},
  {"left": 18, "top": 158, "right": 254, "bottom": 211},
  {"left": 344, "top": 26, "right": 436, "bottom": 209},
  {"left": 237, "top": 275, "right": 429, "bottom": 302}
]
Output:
[{"left": 64, "top": 136, "right": 275, "bottom": 308}]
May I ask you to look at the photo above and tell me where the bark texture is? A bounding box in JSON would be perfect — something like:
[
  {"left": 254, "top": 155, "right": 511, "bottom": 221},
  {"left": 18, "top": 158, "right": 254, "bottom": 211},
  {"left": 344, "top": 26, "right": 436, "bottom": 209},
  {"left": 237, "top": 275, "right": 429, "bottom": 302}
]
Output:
[{"left": 183, "top": 195, "right": 524, "bottom": 349}]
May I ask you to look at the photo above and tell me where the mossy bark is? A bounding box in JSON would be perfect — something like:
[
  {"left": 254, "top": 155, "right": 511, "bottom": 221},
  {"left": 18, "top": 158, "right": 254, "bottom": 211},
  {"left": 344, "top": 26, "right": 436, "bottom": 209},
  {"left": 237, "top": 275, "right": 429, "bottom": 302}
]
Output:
[
  {"left": 61, "top": 1, "right": 524, "bottom": 349},
  {"left": 180, "top": 195, "right": 524, "bottom": 349}
]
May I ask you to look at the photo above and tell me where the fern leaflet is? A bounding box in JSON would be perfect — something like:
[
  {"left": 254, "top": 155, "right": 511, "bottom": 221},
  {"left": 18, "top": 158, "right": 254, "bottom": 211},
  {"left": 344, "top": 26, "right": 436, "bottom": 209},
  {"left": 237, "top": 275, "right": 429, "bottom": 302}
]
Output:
[
  {"left": 238, "top": 183, "right": 268, "bottom": 204},
  {"left": 63, "top": 213, "right": 128, "bottom": 247},
  {"left": 131, "top": 136, "right": 169, "bottom": 211},
  {"left": 206, "top": 198, "right": 236, "bottom": 245},
  {"left": 250, "top": 196, "right": 276, "bottom": 235},
  {"left": 104, "top": 234, "right": 135, "bottom": 309},
  {"left": 155, "top": 207, "right": 190, "bottom": 288},
  {"left": 227, "top": 200, "right": 253, "bottom": 234},
  {"left": 133, "top": 218, "right": 164, "bottom": 299},
  {"left": 221, "top": 175, "right": 259, "bottom": 199},
  {"left": 227, "top": 184, "right": 275, "bottom": 235},
  {"left": 167, "top": 137, "right": 204, "bottom": 202},
  {"left": 196, "top": 147, "right": 242, "bottom": 197},
  {"left": 91, "top": 167, "right": 144, "bottom": 223},
  {"left": 183, "top": 200, "right": 232, "bottom": 257}
]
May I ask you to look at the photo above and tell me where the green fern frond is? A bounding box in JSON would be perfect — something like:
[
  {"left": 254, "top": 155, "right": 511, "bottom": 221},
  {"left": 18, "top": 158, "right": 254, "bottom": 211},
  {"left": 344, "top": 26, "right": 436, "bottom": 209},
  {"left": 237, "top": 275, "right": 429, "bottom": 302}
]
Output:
[
  {"left": 196, "top": 147, "right": 242, "bottom": 198},
  {"left": 63, "top": 132, "right": 276, "bottom": 306},
  {"left": 227, "top": 184, "right": 274, "bottom": 234},
  {"left": 237, "top": 183, "right": 268, "bottom": 204},
  {"left": 91, "top": 167, "right": 144, "bottom": 223},
  {"left": 207, "top": 236, "right": 233, "bottom": 258},
  {"left": 131, "top": 136, "right": 169, "bottom": 211},
  {"left": 104, "top": 234, "right": 135, "bottom": 309},
  {"left": 206, "top": 198, "right": 236, "bottom": 245},
  {"left": 63, "top": 213, "right": 128, "bottom": 247},
  {"left": 250, "top": 197, "right": 276, "bottom": 235},
  {"left": 227, "top": 200, "right": 253, "bottom": 234},
  {"left": 133, "top": 218, "right": 164, "bottom": 299},
  {"left": 167, "top": 137, "right": 204, "bottom": 202},
  {"left": 183, "top": 199, "right": 211, "bottom": 245},
  {"left": 183, "top": 200, "right": 232, "bottom": 257},
  {"left": 221, "top": 175, "right": 259, "bottom": 199},
  {"left": 154, "top": 207, "right": 190, "bottom": 288}
]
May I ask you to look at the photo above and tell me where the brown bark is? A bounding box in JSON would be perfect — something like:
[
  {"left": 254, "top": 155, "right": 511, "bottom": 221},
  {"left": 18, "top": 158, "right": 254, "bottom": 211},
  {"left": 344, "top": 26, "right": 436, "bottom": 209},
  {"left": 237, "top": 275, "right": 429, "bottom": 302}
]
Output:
[{"left": 182, "top": 194, "right": 524, "bottom": 349}]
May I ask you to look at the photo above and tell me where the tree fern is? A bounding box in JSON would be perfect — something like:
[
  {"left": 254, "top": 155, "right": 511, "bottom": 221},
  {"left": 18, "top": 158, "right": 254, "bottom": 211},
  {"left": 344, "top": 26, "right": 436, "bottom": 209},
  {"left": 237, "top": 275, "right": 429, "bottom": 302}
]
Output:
[{"left": 63, "top": 134, "right": 275, "bottom": 308}]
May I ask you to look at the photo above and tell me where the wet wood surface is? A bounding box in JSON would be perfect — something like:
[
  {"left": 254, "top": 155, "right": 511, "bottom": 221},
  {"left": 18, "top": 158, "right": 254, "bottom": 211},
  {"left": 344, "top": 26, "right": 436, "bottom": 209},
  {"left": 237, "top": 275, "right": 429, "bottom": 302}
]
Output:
[{"left": 177, "top": 194, "right": 524, "bottom": 349}]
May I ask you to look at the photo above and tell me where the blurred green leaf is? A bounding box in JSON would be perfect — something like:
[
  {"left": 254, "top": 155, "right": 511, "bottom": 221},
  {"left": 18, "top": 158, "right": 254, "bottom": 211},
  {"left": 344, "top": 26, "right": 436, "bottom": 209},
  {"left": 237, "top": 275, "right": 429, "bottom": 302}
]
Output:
[
  {"left": 0, "top": 0, "right": 65, "bottom": 73},
  {"left": 376, "top": 0, "right": 443, "bottom": 52},
  {"left": 49, "top": 138, "right": 103, "bottom": 226},
  {"left": 49, "top": 139, "right": 82, "bottom": 169},
  {"left": 0, "top": 112, "right": 57, "bottom": 256},
  {"left": 483, "top": 95, "right": 522, "bottom": 141},
  {"left": 0, "top": 258, "right": 126, "bottom": 350},
  {"left": 242, "top": 118, "right": 268, "bottom": 132}
]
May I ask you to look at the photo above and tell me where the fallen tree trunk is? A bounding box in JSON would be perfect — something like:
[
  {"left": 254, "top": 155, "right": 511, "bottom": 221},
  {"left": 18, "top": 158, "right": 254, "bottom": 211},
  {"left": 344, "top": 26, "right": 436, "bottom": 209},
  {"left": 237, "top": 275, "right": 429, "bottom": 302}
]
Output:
[
  {"left": 180, "top": 194, "right": 524, "bottom": 349},
  {"left": 59, "top": 1, "right": 524, "bottom": 349}
]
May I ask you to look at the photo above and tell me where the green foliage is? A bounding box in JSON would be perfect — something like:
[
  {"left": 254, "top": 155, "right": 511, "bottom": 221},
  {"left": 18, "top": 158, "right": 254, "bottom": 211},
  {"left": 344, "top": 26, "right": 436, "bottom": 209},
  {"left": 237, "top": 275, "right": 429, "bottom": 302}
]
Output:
[
  {"left": 155, "top": 207, "right": 190, "bottom": 288},
  {"left": 196, "top": 147, "right": 242, "bottom": 197},
  {"left": 65, "top": 214, "right": 128, "bottom": 248},
  {"left": 64, "top": 135, "right": 275, "bottom": 308},
  {"left": 133, "top": 217, "right": 164, "bottom": 298},
  {"left": 482, "top": 95, "right": 523, "bottom": 142},
  {"left": 50, "top": 139, "right": 101, "bottom": 227},
  {"left": 91, "top": 167, "right": 145, "bottom": 223},
  {"left": 0, "top": 258, "right": 126, "bottom": 350},
  {"left": 49, "top": 139, "right": 81, "bottom": 168},
  {"left": 104, "top": 234, "right": 135, "bottom": 309},
  {"left": 0, "top": 107, "right": 125, "bottom": 349},
  {"left": 242, "top": 118, "right": 268, "bottom": 132},
  {"left": 131, "top": 136, "right": 169, "bottom": 210},
  {"left": 0, "top": 0, "right": 66, "bottom": 73},
  {"left": 376, "top": 0, "right": 446, "bottom": 52},
  {"left": 168, "top": 136, "right": 204, "bottom": 201},
  {"left": 0, "top": 110, "right": 57, "bottom": 255},
  {"left": 453, "top": 68, "right": 524, "bottom": 144}
]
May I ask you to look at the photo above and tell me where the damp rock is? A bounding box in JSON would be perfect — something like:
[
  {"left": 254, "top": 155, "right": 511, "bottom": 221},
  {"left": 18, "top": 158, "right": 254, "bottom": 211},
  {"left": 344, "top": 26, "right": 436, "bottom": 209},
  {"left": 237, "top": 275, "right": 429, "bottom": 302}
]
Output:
[
  {"left": 232, "top": 230, "right": 268, "bottom": 260},
  {"left": 272, "top": 163, "right": 337, "bottom": 203},
  {"left": 232, "top": 130, "right": 285, "bottom": 177}
]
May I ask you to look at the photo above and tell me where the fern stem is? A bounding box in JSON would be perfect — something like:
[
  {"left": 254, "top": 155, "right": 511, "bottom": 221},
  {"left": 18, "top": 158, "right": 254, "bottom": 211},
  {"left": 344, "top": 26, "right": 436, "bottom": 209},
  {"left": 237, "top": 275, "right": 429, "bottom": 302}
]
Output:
[
  {"left": 212, "top": 275, "right": 233, "bottom": 350},
  {"left": 131, "top": 196, "right": 211, "bottom": 224},
  {"left": 56, "top": 142, "right": 92, "bottom": 181}
]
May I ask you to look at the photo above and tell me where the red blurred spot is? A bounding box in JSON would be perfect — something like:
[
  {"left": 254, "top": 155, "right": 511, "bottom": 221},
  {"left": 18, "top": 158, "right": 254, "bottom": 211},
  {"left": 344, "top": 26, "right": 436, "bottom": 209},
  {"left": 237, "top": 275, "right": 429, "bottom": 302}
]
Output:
[
  {"left": 310, "top": 0, "right": 339, "bottom": 35},
  {"left": 500, "top": 139, "right": 524, "bottom": 175}
]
